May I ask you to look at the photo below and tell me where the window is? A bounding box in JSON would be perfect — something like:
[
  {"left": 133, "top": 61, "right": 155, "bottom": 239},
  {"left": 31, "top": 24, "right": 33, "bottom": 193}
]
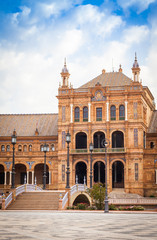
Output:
[
  {"left": 51, "top": 144, "right": 55, "bottom": 151},
  {"left": 134, "top": 128, "right": 138, "bottom": 147},
  {"left": 6, "top": 145, "right": 10, "bottom": 152},
  {"left": 1, "top": 145, "right": 5, "bottom": 152},
  {"left": 18, "top": 145, "right": 22, "bottom": 152},
  {"left": 74, "top": 107, "right": 80, "bottom": 122},
  {"left": 150, "top": 142, "right": 155, "bottom": 149},
  {"left": 29, "top": 145, "right": 32, "bottom": 152},
  {"left": 83, "top": 107, "right": 88, "bottom": 122},
  {"left": 96, "top": 108, "right": 102, "bottom": 121},
  {"left": 110, "top": 105, "right": 116, "bottom": 120},
  {"left": 119, "top": 105, "right": 125, "bottom": 120},
  {"left": 62, "top": 106, "right": 66, "bottom": 122},
  {"left": 40, "top": 145, "right": 43, "bottom": 151},
  {"left": 62, "top": 131, "right": 66, "bottom": 149},
  {"left": 135, "top": 163, "right": 138, "bottom": 181},
  {"left": 133, "top": 102, "right": 138, "bottom": 119},
  {"left": 23, "top": 145, "right": 27, "bottom": 152}
]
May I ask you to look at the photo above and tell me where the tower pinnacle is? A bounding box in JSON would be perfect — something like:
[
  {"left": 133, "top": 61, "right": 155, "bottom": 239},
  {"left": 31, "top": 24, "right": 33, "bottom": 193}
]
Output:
[
  {"left": 60, "top": 58, "right": 70, "bottom": 87},
  {"left": 132, "top": 52, "right": 140, "bottom": 82}
]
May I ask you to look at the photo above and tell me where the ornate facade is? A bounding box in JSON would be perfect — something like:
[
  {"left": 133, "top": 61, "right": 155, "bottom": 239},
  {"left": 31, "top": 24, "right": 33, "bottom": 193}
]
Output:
[{"left": 0, "top": 55, "right": 157, "bottom": 196}]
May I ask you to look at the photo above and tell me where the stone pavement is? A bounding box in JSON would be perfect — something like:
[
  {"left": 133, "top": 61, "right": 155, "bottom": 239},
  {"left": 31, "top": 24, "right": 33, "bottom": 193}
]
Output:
[{"left": 0, "top": 211, "right": 157, "bottom": 240}]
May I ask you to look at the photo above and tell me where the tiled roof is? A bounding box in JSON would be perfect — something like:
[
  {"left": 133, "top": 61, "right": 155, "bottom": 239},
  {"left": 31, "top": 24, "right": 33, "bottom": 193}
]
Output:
[
  {"left": 0, "top": 114, "right": 58, "bottom": 137},
  {"left": 78, "top": 72, "right": 132, "bottom": 88},
  {"left": 148, "top": 111, "right": 157, "bottom": 133}
]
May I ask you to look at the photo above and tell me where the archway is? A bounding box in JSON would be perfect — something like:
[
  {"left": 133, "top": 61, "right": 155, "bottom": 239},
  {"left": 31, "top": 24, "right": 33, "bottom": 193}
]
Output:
[
  {"left": 112, "top": 161, "right": 124, "bottom": 188},
  {"left": 0, "top": 164, "right": 4, "bottom": 184},
  {"left": 112, "top": 131, "right": 124, "bottom": 148},
  {"left": 73, "top": 194, "right": 90, "bottom": 206},
  {"left": 34, "top": 164, "right": 49, "bottom": 185},
  {"left": 76, "top": 132, "right": 87, "bottom": 149},
  {"left": 94, "top": 161, "right": 105, "bottom": 183},
  {"left": 75, "top": 162, "right": 87, "bottom": 184},
  {"left": 93, "top": 131, "right": 105, "bottom": 148},
  {"left": 15, "top": 164, "right": 26, "bottom": 185}
]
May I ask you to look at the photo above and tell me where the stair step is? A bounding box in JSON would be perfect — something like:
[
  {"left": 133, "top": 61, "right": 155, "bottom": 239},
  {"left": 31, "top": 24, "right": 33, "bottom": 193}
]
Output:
[{"left": 7, "top": 191, "right": 60, "bottom": 210}]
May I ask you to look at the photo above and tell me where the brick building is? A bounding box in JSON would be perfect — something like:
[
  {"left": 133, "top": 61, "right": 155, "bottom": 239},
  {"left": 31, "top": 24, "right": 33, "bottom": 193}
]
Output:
[{"left": 0, "top": 55, "right": 157, "bottom": 197}]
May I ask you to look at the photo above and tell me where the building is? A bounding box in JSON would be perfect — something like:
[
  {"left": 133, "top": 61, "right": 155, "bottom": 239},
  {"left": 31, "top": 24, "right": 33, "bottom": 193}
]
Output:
[{"left": 0, "top": 55, "right": 157, "bottom": 197}]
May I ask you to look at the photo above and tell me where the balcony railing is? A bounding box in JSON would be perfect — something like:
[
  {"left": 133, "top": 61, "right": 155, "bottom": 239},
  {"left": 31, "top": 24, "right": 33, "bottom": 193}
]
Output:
[{"left": 71, "top": 148, "right": 126, "bottom": 154}]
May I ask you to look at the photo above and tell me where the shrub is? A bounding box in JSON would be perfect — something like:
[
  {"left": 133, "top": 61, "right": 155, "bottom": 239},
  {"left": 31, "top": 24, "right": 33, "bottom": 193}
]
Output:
[
  {"left": 149, "top": 195, "right": 155, "bottom": 198},
  {"left": 109, "top": 204, "right": 117, "bottom": 210},
  {"left": 87, "top": 206, "right": 97, "bottom": 210},
  {"left": 76, "top": 203, "right": 87, "bottom": 210},
  {"left": 87, "top": 183, "right": 105, "bottom": 210},
  {"left": 132, "top": 205, "right": 145, "bottom": 211}
]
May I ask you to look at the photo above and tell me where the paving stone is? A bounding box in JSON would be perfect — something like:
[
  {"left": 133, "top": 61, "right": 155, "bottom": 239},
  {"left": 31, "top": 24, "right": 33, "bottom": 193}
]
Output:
[{"left": 0, "top": 211, "right": 157, "bottom": 240}]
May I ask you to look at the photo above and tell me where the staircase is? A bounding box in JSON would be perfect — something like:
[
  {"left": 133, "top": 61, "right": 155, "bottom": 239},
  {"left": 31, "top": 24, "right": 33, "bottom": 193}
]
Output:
[
  {"left": 109, "top": 189, "right": 143, "bottom": 199},
  {"left": 7, "top": 191, "right": 64, "bottom": 210}
]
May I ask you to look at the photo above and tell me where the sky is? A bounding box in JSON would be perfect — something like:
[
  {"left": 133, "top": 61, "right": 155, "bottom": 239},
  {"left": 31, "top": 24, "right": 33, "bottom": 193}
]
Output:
[{"left": 0, "top": 0, "right": 157, "bottom": 114}]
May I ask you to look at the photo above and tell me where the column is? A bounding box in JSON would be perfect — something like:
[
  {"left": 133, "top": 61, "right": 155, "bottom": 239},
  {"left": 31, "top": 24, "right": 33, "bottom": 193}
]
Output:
[
  {"left": 70, "top": 104, "right": 73, "bottom": 123},
  {"left": 88, "top": 103, "right": 91, "bottom": 122},
  {"left": 125, "top": 101, "right": 128, "bottom": 121},
  {"left": 9, "top": 171, "right": 12, "bottom": 185},
  {"left": 32, "top": 171, "right": 34, "bottom": 185},
  {"left": 4, "top": 171, "right": 7, "bottom": 185},
  {"left": 27, "top": 171, "right": 29, "bottom": 184},
  {"left": 106, "top": 102, "right": 109, "bottom": 121},
  {"left": 49, "top": 171, "right": 51, "bottom": 185},
  {"left": 156, "top": 170, "right": 157, "bottom": 184}
]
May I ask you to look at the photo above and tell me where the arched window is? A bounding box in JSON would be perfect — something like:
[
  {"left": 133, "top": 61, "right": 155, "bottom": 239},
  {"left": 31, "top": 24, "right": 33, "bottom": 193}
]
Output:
[
  {"left": 18, "top": 145, "right": 22, "bottom": 152},
  {"left": 23, "top": 145, "right": 27, "bottom": 152},
  {"left": 40, "top": 145, "right": 43, "bottom": 151},
  {"left": 29, "top": 145, "right": 32, "bottom": 152},
  {"left": 110, "top": 105, "right": 116, "bottom": 120},
  {"left": 83, "top": 107, "right": 88, "bottom": 122},
  {"left": 74, "top": 107, "right": 80, "bottom": 122},
  {"left": 51, "top": 144, "right": 55, "bottom": 151},
  {"left": 6, "top": 145, "right": 10, "bottom": 152},
  {"left": 1, "top": 145, "right": 5, "bottom": 152},
  {"left": 119, "top": 105, "right": 125, "bottom": 120}
]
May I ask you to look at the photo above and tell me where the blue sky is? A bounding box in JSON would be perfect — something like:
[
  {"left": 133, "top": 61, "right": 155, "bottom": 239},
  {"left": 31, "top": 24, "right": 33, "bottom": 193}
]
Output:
[{"left": 0, "top": 0, "right": 157, "bottom": 114}]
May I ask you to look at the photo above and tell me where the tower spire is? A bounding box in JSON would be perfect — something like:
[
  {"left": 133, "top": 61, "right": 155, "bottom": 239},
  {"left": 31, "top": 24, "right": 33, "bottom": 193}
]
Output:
[
  {"left": 132, "top": 52, "right": 140, "bottom": 82},
  {"left": 60, "top": 58, "right": 70, "bottom": 87}
]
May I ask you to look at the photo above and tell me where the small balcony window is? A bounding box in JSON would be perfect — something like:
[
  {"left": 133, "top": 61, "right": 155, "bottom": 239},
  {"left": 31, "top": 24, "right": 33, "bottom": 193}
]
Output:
[
  {"left": 1, "top": 145, "right": 5, "bottom": 152},
  {"left": 74, "top": 107, "right": 80, "bottom": 122},
  {"left": 83, "top": 107, "right": 88, "bottom": 122},
  {"left": 29, "top": 145, "right": 32, "bottom": 152},
  {"left": 110, "top": 105, "right": 116, "bottom": 121},
  {"left": 6, "top": 145, "right": 10, "bottom": 152},
  {"left": 96, "top": 108, "right": 102, "bottom": 121},
  {"left": 18, "top": 145, "right": 22, "bottom": 152}
]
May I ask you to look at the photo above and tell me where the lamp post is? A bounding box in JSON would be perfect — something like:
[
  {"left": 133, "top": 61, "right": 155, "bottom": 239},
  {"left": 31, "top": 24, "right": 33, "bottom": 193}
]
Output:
[
  {"left": 11, "top": 130, "right": 17, "bottom": 189},
  {"left": 66, "top": 131, "right": 71, "bottom": 188},
  {"left": 89, "top": 142, "right": 93, "bottom": 188},
  {"left": 102, "top": 138, "right": 110, "bottom": 213},
  {"left": 42, "top": 143, "right": 49, "bottom": 190}
]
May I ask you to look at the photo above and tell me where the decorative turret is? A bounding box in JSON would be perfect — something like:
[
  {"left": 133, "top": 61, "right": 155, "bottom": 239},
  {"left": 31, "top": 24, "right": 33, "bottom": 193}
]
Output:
[
  {"left": 132, "top": 53, "right": 140, "bottom": 82},
  {"left": 60, "top": 58, "right": 70, "bottom": 87},
  {"left": 119, "top": 64, "right": 122, "bottom": 72}
]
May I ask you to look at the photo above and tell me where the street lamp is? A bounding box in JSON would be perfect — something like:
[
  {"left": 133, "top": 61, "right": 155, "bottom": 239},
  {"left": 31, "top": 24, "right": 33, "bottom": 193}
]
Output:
[
  {"left": 89, "top": 142, "right": 94, "bottom": 188},
  {"left": 102, "top": 138, "right": 110, "bottom": 213},
  {"left": 66, "top": 131, "right": 71, "bottom": 188},
  {"left": 11, "top": 129, "right": 17, "bottom": 189},
  {"left": 42, "top": 143, "right": 49, "bottom": 190}
]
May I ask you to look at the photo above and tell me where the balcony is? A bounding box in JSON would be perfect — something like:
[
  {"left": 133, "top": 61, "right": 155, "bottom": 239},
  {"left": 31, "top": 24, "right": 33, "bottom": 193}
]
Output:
[{"left": 71, "top": 148, "right": 126, "bottom": 154}]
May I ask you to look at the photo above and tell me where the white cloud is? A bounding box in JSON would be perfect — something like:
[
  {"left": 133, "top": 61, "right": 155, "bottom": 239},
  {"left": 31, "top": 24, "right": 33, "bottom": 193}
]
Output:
[
  {"left": 123, "top": 25, "right": 149, "bottom": 44},
  {"left": 117, "top": 0, "right": 156, "bottom": 13}
]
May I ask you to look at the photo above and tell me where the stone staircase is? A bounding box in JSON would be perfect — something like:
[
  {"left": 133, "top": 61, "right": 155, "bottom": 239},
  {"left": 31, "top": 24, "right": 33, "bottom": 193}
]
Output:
[
  {"left": 7, "top": 191, "right": 64, "bottom": 210},
  {"left": 109, "top": 189, "right": 143, "bottom": 199}
]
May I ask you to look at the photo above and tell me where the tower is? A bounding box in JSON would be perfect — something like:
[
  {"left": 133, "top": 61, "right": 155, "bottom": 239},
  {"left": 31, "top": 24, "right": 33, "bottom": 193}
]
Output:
[
  {"left": 60, "top": 58, "right": 70, "bottom": 87},
  {"left": 132, "top": 53, "right": 140, "bottom": 82}
]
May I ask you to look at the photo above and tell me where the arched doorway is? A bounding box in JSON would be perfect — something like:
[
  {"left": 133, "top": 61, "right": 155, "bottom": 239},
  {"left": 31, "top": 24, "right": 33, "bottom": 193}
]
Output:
[
  {"left": 76, "top": 132, "right": 87, "bottom": 149},
  {"left": 34, "top": 164, "right": 49, "bottom": 185},
  {"left": 75, "top": 162, "right": 87, "bottom": 184},
  {"left": 0, "top": 165, "right": 4, "bottom": 184},
  {"left": 15, "top": 164, "right": 26, "bottom": 185},
  {"left": 112, "top": 161, "right": 124, "bottom": 188},
  {"left": 112, "top": 131, "right": 124, "bottom": 148},
  {"left": 73, "top": 194, "right": 90, "bottom": 206},
  {"left": 94, "top": 161, "right": 105, "bottom": 183},
  {"left": 93, "top": 131, "right": 105, "bottom": 148}
]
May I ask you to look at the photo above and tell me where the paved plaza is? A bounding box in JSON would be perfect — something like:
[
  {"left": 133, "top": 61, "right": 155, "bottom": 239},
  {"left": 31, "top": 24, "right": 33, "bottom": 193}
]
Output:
[{"left": 0, "top": 211, "right": 157, "bottom": 240}]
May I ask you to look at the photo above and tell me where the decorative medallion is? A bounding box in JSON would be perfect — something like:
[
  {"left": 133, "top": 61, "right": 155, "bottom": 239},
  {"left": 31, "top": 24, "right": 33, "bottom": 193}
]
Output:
[
  {"left": 92, "top": 90, "right": 106, "bottom": 102},
  {"left": 4, "top": 162, "right": 12, "bottom": 170}
]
